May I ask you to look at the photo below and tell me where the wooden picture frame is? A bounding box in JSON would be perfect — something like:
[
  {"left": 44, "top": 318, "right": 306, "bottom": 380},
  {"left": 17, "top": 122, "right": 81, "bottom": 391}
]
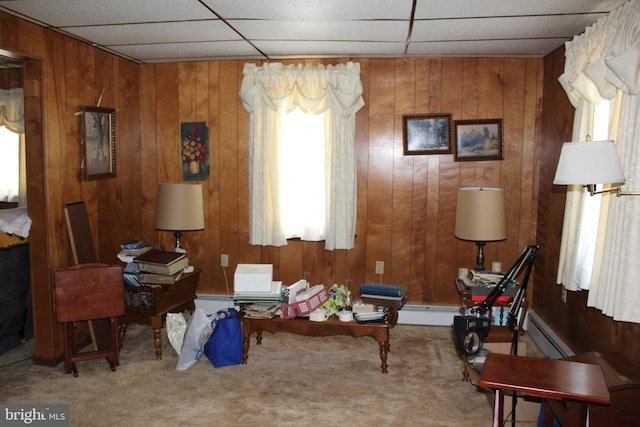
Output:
[
  {"left": 403, "top": 113, "right": 452, "bottom": 155},
  {"left": 454, "top": 119, "right": 504, "bottom": 161},
  {"left": 81, "top": 106, "right": 116, "bottom": 180}
]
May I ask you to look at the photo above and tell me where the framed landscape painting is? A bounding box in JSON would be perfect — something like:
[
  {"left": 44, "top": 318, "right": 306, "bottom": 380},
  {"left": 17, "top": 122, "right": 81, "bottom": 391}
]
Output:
[
  {"left": 403, "top": 113, "right": 452, "bottom": 155},
  {"left": 453, "top": 119, "right": 504, "bottom": 161},
  {"left": 81, "top": 106, "right": 116, "bottom": 180}
]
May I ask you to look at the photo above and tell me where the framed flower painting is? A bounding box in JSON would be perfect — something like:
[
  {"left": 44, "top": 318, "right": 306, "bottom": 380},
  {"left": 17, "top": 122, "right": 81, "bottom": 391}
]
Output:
[{"left": 181, "top": 121, "right": 210, "bottom": 181}]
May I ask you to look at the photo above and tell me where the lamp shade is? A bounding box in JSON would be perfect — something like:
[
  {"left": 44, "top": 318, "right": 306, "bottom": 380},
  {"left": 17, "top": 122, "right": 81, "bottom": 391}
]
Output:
[
  {"left": 455, "top": 187, "right": 507, "bottom": 242},
  {"left": 154, "top": 183, "right": 205, "bottom": 231},
  {"left": 553, "top": 140, "right": 626, "bottom": 185}
]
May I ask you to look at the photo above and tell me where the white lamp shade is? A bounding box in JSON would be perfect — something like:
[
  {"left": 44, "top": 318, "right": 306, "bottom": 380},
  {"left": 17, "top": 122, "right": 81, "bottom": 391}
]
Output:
[
  {"left": 553, "top": 140, "right": 626, "bottom": 185},
  {"left": 455, "top": 187, "right": 507, "bottom": 242},
  {"left": 155, "top": 183, "right": 205, "bottom": 231}
]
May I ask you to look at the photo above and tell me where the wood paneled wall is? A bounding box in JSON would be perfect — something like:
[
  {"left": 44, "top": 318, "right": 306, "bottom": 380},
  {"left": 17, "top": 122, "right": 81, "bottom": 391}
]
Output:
[
  {"left": 139, "top": 57, "right": 543, "bottom": 307},
  {"left": 1, "top": 12, "right": 142, "bottom": 363},
  {"left": 536, "top": 47, "right": 640, "bottom": 366},
  {"left": 2, "top": 10, "right": 546, "bottom": 362}
]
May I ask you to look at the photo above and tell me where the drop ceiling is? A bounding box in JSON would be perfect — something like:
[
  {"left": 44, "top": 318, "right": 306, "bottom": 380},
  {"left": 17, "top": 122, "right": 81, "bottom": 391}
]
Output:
[{"left": 0, "top": 0, "right": 628, "bottom": 64}]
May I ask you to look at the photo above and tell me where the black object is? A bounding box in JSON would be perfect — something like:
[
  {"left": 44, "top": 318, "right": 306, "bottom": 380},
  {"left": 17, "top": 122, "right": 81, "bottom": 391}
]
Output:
[{"left": 454, "top": 244, "right": 538, "bottom": 356}]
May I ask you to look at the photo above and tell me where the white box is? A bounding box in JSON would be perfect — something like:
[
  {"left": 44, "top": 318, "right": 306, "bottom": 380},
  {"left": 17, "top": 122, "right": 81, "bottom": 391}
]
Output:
[{"left": 234, "top": 264, "right": 273, "bottom": 293}]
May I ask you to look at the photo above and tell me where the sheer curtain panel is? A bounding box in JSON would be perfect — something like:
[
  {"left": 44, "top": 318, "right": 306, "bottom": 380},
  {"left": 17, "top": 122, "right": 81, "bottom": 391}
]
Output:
[{"left": 239, "top": 62, "right": 364, "bottom": 249}]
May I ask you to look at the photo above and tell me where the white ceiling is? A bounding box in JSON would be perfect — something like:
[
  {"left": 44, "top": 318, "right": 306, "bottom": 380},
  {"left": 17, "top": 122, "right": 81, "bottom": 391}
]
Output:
[{"left": 0, "top": 0, "right": 628, "bottom": 64}]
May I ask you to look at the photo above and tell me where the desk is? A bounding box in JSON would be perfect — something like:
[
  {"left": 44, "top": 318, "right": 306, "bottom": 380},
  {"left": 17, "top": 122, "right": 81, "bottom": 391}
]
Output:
[
  {"left": 242, "top": 306, "right": 400, "bottom": 373},
  {"left": 479, "top": 353, "right": 610, "bottom": 427},
  {"left": 119, "top": 269, "right": 200, "bottom": 359}
]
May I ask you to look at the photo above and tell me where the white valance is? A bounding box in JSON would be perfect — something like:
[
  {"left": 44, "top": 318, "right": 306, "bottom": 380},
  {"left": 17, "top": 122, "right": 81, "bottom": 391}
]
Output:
[
  {"left": 559, "top": 0, "right": 640, "bottom": 107},
  {"left": 240, "top": 62, "right": 364, "bottom": 116},
  {"left": 0, "top": 88, "right": 24, "bottom": 134}
]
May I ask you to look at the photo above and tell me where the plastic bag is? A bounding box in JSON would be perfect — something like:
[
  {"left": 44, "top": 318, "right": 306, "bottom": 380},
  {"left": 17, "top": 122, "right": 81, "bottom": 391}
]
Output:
[
  {"left": 176, "top": 307, "right": 213, "bottom": 370},
  {"left": 166, "top": 312, "right": 187, "bottom": 355},
  {"left": 203, "top": 307, "right": 243, "bottom": 368}
]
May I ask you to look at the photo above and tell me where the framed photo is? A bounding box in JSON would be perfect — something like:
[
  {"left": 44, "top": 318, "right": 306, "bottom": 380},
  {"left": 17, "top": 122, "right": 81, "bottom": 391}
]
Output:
[
  {"left": 403, "top": 113, "right": 452, "bottom": 155},
  {"left": 453, "top": 119, "right": 504, "bottom": 162},
  {"left": 81, "top": 106, "right": 116, "bottom": 180}
]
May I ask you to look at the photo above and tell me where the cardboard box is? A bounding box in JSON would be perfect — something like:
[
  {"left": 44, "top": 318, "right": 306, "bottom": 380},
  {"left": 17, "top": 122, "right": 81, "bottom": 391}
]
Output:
[
  {"left": 234, "top": 264, "right": 273, "bottom": 293},
  {"left": 466, "top": 342, "right": 542, "bottom": 422}
]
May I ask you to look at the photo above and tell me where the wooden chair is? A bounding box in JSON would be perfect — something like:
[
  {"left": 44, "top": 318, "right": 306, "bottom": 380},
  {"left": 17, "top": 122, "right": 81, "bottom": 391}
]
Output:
[{"left": 53, "top": 263, "right": 125, "bottom": 376}]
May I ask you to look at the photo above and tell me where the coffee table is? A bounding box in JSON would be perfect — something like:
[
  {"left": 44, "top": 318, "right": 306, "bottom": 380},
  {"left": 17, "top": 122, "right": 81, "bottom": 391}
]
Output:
[{"left": 241, "top": 306, "right": 401, "bottom": 373}]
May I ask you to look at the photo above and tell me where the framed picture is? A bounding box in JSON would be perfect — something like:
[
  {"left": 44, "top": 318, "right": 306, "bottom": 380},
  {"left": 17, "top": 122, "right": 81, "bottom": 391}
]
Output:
[
  {"left": 403, "top": 113, "right": 452, "bottom": 155},
  {"left": 453, "top": 119, "right": 504, "bottom": 161},
  {"left": 81, "top": 106, "right": 116, "bottom": 180},
  {"left": 181, "top": 121, "right": 210, "bottom": 181}
]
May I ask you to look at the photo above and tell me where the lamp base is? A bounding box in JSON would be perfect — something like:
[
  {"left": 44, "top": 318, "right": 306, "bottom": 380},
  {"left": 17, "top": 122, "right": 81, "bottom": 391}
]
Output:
[{"left": 475, "top": 242, "right": 486, "bottom": 270}]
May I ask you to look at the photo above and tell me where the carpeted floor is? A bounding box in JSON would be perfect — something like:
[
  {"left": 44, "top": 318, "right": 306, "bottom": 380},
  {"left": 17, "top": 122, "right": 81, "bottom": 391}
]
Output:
[{"left": 0, "top": 322, "right": 544, "bottom": 426}]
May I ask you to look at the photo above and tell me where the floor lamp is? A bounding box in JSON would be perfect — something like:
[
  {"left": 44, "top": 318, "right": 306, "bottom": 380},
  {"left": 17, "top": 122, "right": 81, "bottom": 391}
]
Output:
[
  {"left": 154, "top": 183, "right": 205, "bottom": 253},
  {"left": 455, "top": 187, "right": 507, "bottom": 270}
]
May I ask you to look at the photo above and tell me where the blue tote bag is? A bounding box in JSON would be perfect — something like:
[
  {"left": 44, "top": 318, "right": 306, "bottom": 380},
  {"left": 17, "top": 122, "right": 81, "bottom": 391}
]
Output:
[{"left": 203, "top": 307, "right": 243, "bottom": 368}]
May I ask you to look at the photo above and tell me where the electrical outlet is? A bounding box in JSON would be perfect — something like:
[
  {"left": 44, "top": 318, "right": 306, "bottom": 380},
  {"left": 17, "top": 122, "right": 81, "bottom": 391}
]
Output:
[
  {"left": 221, "top": 254, "right": 229, "bottom": 267},
  {"left": 375, "top": 261, "right": 384, "bottom": 275}
]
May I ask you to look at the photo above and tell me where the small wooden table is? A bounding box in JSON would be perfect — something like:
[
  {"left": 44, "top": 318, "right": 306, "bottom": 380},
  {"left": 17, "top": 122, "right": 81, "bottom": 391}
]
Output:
[
  {"left": 479, "top": 353, "right": 610, "bottom": 427},
  {"left": 119, "top": 269, "right": 200, "bottom": 359},
  {"left": 242, "top": 306, "right": 400, "bottom": 373}
]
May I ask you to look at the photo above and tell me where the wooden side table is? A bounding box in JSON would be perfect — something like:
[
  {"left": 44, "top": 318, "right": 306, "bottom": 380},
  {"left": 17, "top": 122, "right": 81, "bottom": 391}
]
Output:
[
  {"left": 479, "top": 353, "right": 610, "bottom": 427},
  {"left": 454, "top": 278, "right": 528, "bottom": 342},
  {"left": 119, "top": 269, "right": 200, "bottom": 359}
]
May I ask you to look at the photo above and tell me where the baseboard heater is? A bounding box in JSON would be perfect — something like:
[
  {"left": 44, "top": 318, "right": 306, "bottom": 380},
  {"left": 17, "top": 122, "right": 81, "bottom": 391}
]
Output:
[
  {"left": 525, "top": 309, "right": 574, "bottom": 359},
  {"left": 195, "top": 294, "right": 459, "bottom": 326}
]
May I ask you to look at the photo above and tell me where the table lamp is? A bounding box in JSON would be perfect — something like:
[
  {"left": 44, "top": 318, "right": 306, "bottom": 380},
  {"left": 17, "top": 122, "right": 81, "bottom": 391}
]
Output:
[
  {"left": 154, "top": 183, "right": 205, "bottom": 253},
  {"left": 455, "top": 187, "right": 507, "bottom": 270}
]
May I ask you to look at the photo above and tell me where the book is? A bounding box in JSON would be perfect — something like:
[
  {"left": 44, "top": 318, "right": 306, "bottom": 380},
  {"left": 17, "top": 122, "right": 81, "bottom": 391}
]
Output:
[
  {"left": 134, "top": 248, "right": 186, "bottom": 266},
  {"left": 359, "top": 283, "right": 407, "bottom": 298},
  {"left": 138, "top": 256, "right": 189, "bottom": 275},
  {"left": 360, "top": 293, "right": 405, "bottom": 301},
  {"left": 138, "top": 271, "right": 183, "bottom": 285}
]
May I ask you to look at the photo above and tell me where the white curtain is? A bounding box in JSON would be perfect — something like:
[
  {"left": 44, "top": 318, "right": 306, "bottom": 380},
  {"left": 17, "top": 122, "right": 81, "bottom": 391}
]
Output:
[
  {"left": 0, "top": 88, "right": 26, "bottom": 206},
  {"left": 557, "top": 0, "right": 640, "bottom": 322},
  {"left": 239, "top": 62, "right": 364, "bottom": 249},
  {"left": 0, "top": 88, "right": 24, "bottom": 134}
]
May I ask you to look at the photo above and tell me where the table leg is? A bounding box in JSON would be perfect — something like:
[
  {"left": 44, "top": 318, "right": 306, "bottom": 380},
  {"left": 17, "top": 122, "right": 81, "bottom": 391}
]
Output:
[
  {"left": 148, "top": 316, "right": 164, "bottom": 360},
  {"left": 153, "top": 327, "right": 162, "bottom": 359},
  {"left": 118, "top": 323, "right": 128, "bottom": 349},
  {"left": 242, "top": 330, "right": 251, "bottom": 364},
  {"left": 256, "top": 329, "right": 263, "bottom": 345},
  {"left": 493, "top": 389, "right": 504, "bottom": 427},
  {"left": 579, "top": 401, "right": 588, "bottom": 427},
  {"left": 378, "top": 339, "right": 389, "bottom": 374}
]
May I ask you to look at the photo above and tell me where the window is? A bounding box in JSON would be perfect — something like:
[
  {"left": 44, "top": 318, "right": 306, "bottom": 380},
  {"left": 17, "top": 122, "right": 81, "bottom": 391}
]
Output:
[
  {"left": 0, "top": 125, "right": 20, "bottom": 203},
  {"left": 279, "top": 108, "right": 326, "bottom": 240},
  {"left": 240, "top": 62, "right": 364, "bottom": 250},
  {"left": 573, "top": 101, "right": 611, "bottom": 288}
]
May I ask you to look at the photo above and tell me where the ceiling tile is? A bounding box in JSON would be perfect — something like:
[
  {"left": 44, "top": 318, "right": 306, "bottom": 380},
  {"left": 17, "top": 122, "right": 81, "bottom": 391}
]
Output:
[
  {"left": 255, "top": 41, "right": 405, "bottom": 58},
  {"left": 114, "top": 41, "right": 262, "bottom": 62},
  {"left": 68, "top": 21, "right": 241, "bottom": 46},
  {"left": 230, "top": 20, "right": 408, "bottom": 42},
  {"left": 0, "top": 0, "right": 213, "bottom": 26},
  {"left": 203, "top": 0, "right": 413, "bottom": 20},
  {"left": 414, "top": 0, "right": 627, "bottom": 19},
  {"left": 407, "top": 39, "right": 570, "bottom": 57},
  {"left": 411, "top": 14, "right": 605, "bottom": 41}
]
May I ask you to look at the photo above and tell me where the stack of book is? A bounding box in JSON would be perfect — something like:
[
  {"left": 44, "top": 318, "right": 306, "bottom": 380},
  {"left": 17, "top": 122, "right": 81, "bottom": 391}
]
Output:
[
  {"left": 133, "top": 248, "right": 190, "bottom": 285},
  {"left": 233, "top": 281, "right": 282, "bottom": 305},
  {"left": 359, "top": 283, "right": 407, "bottom": 309},
  {"left": 117, "top": 240, "right": 152, "bottom": 263}
]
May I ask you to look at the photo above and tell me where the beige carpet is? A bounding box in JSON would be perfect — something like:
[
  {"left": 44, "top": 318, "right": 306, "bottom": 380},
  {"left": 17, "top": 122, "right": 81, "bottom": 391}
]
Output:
[{"left": 0, "top": 322, "right": 543, "bottom": 426}]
